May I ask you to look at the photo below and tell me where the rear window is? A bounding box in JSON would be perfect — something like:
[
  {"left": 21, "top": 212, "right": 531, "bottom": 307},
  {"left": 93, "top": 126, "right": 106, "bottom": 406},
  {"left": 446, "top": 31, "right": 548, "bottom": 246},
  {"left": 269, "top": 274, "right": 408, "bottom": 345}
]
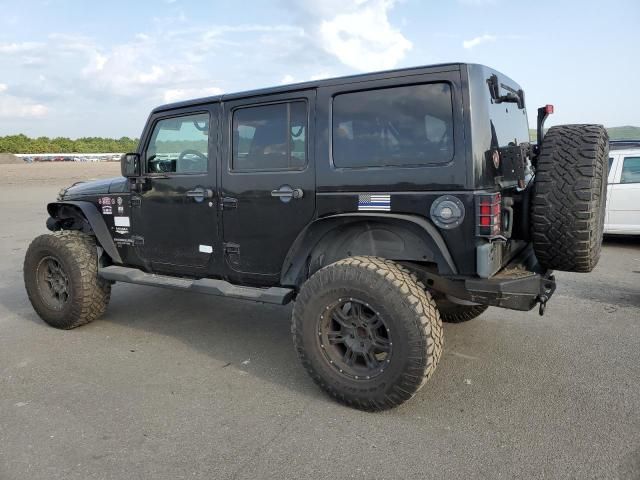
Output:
[
  {"left": 621, "top": 157, "right": 640, "bottom": 184},
  {"left": 485, "top": 74, "right": 529, "bottom": 148},
  {"left": 232, "top": 101, "right": 307, "bottom": 171},
  {"left": 332, "top": 83, "right": 454, "bottom": 168}
]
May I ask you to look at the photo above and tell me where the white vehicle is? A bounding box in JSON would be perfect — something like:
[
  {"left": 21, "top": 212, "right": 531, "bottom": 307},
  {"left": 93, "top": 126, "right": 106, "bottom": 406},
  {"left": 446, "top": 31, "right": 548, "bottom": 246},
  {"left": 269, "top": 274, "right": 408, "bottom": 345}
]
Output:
[{"left": 605, "top": 142, "right": 640, "bottom": 235}]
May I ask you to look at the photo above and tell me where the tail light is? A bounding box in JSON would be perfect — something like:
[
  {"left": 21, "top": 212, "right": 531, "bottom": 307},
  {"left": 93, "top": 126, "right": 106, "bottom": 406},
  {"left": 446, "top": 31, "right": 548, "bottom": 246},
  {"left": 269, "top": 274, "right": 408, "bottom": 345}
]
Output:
[{"left": 476, "top": 193, "right": 502, "bottom": 237}]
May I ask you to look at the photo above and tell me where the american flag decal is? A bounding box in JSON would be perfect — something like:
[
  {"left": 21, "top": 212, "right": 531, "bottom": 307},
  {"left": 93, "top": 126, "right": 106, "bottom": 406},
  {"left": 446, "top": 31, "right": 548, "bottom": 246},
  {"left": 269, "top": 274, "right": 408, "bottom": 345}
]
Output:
[{"left": 358, "top": 193, "right": 391, "bottom": 211}]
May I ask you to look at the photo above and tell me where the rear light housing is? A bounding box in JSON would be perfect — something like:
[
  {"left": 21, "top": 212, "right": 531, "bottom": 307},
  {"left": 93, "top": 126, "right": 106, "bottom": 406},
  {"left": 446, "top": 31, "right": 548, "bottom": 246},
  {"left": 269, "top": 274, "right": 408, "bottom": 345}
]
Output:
[{"left": 476, "top": 193, "right": 502, "bottom": 238}]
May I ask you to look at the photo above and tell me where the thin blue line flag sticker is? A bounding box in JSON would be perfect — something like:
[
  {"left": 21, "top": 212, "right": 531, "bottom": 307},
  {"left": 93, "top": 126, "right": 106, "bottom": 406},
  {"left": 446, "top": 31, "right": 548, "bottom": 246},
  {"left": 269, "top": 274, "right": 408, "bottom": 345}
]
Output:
[{"left": 358, "top": 193, "right": 391, "bottom": 211}]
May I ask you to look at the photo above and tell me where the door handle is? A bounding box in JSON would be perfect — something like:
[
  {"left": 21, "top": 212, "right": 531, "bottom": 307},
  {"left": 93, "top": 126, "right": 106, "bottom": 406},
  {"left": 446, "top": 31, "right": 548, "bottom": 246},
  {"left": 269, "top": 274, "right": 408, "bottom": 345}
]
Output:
[
  {"left": 271, "top": 185, "right": 303, "bottom": 203},
  {"left": 186, "top": 187, "right": 214, "bottom": 202}
]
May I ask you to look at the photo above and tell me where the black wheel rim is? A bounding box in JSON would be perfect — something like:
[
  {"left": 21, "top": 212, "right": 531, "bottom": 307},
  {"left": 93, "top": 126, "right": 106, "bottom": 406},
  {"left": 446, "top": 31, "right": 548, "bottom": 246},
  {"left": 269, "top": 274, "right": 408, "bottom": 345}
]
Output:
[
  {"left": 36, "top": 255, "right": 70, "bottom": 310},
  {"left": 317, "top": 298, "right": 392, "bottom": 380}
]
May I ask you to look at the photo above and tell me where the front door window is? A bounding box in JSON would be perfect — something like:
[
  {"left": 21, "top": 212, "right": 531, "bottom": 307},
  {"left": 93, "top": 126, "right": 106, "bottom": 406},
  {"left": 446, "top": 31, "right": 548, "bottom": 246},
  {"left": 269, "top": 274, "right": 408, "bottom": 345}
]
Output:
[{"left": 146, "top": 113, "right": 209, "bottom": 174}]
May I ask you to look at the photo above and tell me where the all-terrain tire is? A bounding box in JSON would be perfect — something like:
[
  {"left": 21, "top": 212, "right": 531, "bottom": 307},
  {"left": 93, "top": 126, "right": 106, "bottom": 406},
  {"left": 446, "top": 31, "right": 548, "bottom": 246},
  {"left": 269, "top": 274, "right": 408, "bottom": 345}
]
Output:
[
  {"left": 292, "top": 256, "right": 443, "bottom": 411},
  {"left": 531, "top": 124, "right": 609, "bottom": 272},
  {"left": 438, "top": 303, "right": 488, "bottom": 323},
  {"left": 24, "top": 230, "right": 111, "bottom": 329}
]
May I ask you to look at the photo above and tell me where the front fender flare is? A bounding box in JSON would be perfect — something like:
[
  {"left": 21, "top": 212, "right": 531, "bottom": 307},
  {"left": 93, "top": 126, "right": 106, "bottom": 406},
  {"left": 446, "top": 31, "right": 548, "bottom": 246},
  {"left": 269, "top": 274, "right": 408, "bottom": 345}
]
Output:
[{"left": 47, "top": 201, "right": 122, "bottom": 264}]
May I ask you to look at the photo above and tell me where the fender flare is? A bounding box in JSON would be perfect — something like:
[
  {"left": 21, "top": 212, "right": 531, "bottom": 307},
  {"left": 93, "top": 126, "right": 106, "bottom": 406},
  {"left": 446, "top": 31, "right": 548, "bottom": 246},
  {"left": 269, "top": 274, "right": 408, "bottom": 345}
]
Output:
[
  {"left": 47, "top": 201, "right": 122, "bottom": 264},
  {"left": 280, "top": 213, "right": 457, "bottom": 287}
]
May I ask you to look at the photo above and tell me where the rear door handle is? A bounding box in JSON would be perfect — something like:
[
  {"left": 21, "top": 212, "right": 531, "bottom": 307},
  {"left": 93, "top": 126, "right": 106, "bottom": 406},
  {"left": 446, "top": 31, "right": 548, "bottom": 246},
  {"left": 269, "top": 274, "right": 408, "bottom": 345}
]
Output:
[
  {"left": 186, "top": 187, "right": 214, "bottom": 202},
  {"left": 271, "top": 185, "right": 303, "bottom": 203}
]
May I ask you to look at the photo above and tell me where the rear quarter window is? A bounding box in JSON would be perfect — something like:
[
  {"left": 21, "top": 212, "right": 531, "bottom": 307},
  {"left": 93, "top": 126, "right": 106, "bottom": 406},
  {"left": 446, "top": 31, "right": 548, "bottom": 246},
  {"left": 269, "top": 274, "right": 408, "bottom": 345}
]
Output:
[
  {"left": 621, "top": 156, "right": 640, "bottom": 184},
  {"left": 332, "top": 83, "right": 454, "bottom": 168}
]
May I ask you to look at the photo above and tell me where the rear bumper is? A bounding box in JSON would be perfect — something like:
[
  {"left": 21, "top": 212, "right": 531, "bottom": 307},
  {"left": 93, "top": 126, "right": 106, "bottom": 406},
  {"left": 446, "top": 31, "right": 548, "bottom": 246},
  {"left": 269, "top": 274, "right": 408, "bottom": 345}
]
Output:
[
  {"left": 465, "top": 270, "right": 555, "bottom": 311},
  {"left": 408, "top": 244, "right": 555, "bottom": 312},
  {"left": 465, "top": 245, "right": 555, "bottom": 311}
]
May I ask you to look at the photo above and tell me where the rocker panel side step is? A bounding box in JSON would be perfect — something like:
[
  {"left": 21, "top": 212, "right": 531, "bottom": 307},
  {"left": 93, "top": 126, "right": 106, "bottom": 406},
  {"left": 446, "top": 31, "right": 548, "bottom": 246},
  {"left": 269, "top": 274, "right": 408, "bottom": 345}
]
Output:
[{"left": 98, "top": 265, "right": 294, "bottom": 305}]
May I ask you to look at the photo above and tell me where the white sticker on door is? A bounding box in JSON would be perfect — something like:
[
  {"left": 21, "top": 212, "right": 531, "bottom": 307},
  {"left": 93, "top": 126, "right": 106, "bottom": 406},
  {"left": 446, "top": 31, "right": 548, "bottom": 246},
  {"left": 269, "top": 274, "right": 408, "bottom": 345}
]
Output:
[
  {"left": 114, "top": 216, "right": 130, "bottom": 227},
  {"left": 199, "top": 245, "right": 213, "bottom": 254}
]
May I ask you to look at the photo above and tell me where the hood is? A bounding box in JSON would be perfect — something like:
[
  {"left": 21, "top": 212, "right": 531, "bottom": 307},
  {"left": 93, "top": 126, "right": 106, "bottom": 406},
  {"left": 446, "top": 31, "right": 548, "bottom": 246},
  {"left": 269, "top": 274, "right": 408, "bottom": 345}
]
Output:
[{"left": 62, "top": 177, "right": 128, "bottom": 198}]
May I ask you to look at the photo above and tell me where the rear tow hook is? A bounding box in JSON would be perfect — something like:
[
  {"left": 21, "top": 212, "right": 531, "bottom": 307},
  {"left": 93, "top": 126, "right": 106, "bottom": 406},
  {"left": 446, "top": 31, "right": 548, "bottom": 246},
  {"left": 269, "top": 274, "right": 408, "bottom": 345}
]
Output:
[{"left": 537, "top": 295, "right": 549, "bottom": 316}]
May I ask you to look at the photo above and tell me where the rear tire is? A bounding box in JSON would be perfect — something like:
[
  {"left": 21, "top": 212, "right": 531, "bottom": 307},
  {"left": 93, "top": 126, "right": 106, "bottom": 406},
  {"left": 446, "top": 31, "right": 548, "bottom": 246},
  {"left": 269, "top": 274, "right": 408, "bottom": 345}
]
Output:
[
  {"left": 438, "top": 302, "right": 488, "bottom": 323},
  {"left": 292, "top": 256, "right": 443, "bottom": 411},
  {"left": 24, "top": 231, "right": 111, "bottom": 329},
  {"left": 531, "top": 124, "right": 609, "bottom": 272}
]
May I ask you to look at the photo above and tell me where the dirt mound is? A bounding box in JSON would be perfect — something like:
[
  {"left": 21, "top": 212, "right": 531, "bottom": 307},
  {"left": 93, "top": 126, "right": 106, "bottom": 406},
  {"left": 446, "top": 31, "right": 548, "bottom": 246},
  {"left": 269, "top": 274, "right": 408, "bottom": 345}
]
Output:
[{"left": 0, "top": 153, "right": 23, "bottom": 164}]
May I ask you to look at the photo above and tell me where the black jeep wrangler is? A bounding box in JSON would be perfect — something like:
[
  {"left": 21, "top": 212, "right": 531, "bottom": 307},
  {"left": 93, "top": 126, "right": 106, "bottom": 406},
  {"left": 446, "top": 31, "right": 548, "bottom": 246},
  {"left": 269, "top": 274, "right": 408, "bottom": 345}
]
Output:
[{"left": 24, "top": 63, "right": 608, "bottom": 411}]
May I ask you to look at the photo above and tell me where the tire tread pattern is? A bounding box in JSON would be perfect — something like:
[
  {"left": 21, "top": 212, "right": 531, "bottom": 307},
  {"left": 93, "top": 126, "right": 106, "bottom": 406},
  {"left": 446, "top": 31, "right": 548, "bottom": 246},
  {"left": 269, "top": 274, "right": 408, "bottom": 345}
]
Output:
[
  {"left": 24, "top": 230, "right": 111, "bottom": 329},
  {"left": 292, "top": 256, "right": 443, "bottom": 411},
  {"left": 439, "top": 304, "right": 488, "bottom": 323},
  {"left": 531, "top": 124, "right": 608, "bottom": 272}
]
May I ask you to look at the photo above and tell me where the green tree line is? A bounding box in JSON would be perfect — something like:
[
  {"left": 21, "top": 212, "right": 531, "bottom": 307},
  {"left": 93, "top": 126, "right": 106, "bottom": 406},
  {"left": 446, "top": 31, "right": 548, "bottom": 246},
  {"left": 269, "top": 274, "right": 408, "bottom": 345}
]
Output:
[{"left": 0, "top": 134, "right": 139, "bottom": 154}]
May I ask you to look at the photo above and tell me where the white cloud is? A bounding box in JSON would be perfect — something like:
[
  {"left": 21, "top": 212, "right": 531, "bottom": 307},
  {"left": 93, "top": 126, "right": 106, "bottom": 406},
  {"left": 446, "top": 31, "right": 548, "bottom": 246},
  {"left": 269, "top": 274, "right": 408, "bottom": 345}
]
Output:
[
  {"left": 0, "top": 10, "right": 409, "bottom": 135},
  {"left": 162, "top": 87, "right": 223, "bottom": 103},
  {"left": 463, "top": 34, "right": 497, "bottom": 49},
  {"left": 309, "top": 72, "right": 332, "bottom": 81},
  {"left": 284, "top": 0, "right": 412, "bottom": 71},
  {"left": 458, "top": 0, "right": 498, "bottom": 5},
  {"left": 0, "top": 42, "right": 44, "bottom": 54},
  {"left": 0, "top": 90, "right": 48, "bottom": 118},
  {"left": 77, "top": 38, "right": 201, "bottom": 97}
]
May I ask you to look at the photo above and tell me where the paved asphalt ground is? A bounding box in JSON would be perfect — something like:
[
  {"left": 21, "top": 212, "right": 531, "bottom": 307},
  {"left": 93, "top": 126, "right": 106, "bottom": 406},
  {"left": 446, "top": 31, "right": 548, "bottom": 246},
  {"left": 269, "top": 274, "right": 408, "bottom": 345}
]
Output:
[{"left": 1, "top": 167, "right": 639, "bottom": 479}]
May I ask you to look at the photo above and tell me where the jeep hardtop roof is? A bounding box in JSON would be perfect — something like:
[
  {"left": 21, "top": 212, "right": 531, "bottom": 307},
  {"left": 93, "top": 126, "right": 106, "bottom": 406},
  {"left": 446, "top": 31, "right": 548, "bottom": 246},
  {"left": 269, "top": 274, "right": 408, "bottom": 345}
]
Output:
[{"left": 152, "top": 62, "right": 488, "bottom": 114}]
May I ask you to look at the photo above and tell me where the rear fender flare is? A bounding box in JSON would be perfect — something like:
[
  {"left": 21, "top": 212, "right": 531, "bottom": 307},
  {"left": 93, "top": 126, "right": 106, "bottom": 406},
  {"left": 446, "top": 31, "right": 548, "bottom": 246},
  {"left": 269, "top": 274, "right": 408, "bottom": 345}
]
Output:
[
  {"left": 280, "top": 213, "right": 457, "bottom": 288},
  {"left": 47, "top": 201, "right": 122, "bottom": 264}
]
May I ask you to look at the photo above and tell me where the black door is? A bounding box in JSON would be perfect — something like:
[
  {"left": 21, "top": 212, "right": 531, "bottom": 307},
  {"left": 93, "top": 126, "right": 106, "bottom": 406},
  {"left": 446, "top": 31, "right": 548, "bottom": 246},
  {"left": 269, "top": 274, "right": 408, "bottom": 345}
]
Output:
[
  {"left": 221, "top": 91, "right": 316, "bottom": 284},
  {"left": 130, "top": 105, "right": 220, "bottom": 276}
]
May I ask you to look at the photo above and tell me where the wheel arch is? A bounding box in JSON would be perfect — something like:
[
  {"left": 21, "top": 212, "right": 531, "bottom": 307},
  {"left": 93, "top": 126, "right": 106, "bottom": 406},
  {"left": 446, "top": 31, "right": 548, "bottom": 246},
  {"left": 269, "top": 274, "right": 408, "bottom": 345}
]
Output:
[
  {"left": 47, "top": 201, "right": 122, "bottom": 264},
  {"left": 280, "top": 213, "right": 457, "bottom": 288}
]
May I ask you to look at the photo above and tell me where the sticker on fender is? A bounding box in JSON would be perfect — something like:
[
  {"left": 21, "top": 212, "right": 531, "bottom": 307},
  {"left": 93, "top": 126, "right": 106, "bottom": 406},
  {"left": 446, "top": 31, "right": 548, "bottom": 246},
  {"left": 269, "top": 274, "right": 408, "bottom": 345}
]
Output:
[{"left": 114, "top": 216, "right": 130, "bottom": 227}]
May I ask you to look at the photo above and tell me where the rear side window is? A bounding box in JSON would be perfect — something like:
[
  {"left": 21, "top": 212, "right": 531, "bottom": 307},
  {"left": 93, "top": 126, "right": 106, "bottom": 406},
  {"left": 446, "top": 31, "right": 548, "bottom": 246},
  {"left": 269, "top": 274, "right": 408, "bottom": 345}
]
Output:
[
  {"left": 607, "top": 157, "right": 615, "bottom": 183},
  {"left": 232, "top": 101, "right": 307, "bottom": 171},
  {"left": 621, "top": 156, "right": 640, "bottom": 184},
  {"left": 332, "top": 83, "right": 454, "bottom": 168}
]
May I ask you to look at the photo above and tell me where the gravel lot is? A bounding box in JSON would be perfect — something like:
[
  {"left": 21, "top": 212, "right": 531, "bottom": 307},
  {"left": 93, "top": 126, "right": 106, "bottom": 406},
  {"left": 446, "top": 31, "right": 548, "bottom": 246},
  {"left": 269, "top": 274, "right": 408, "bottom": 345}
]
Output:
[{"left": 1, "top": 164, "right": 639, "bottom": 480}]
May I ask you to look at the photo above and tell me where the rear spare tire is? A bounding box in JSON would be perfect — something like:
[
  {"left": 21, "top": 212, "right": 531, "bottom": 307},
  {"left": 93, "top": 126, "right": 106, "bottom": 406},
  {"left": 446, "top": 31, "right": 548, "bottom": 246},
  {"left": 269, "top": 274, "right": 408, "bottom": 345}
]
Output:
[{"left": 531, "top": 124, "right": 608, "bottom": 272}]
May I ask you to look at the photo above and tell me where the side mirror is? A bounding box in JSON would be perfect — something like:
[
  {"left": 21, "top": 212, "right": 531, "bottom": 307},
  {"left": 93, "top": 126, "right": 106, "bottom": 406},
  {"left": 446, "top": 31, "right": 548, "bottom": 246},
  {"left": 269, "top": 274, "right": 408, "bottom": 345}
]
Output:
[{"left": 121, "top": 153, "right": 141, "bottom": 177}]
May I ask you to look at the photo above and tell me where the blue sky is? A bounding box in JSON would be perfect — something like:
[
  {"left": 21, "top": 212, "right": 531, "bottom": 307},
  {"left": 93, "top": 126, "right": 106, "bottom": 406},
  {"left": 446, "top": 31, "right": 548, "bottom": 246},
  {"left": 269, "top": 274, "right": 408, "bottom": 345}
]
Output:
[{"left": 0, "top": 0, "right": 638, "bottom": 138}]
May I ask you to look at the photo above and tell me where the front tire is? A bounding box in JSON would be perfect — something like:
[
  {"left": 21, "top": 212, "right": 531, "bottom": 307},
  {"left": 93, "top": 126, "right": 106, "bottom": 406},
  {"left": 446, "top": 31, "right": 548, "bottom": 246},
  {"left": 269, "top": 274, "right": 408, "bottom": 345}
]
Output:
[
  {"left": 24, "top": 231, "right": 111, "bottom": 329},
  {"left": 292, "top": 256, "right": 443, "bottom": 411}
]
